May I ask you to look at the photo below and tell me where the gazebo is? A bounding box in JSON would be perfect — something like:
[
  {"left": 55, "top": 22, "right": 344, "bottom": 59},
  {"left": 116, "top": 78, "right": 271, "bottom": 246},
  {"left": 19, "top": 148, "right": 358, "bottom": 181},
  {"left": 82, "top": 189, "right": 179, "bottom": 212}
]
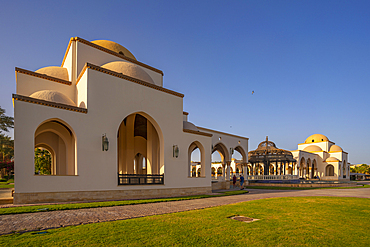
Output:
[{"left": 248, "top": 137, "right": 297, "bottom": 178}]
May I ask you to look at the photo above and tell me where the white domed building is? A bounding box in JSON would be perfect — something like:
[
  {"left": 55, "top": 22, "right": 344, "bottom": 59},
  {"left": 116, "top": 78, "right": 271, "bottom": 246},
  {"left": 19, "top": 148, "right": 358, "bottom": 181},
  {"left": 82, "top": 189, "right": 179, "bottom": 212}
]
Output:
[
  {"left": 12, "top": 37, "right": 248, "bottom": 204},
  {"left": 291, "top": 134, "right": 350, "bottom": 181}
]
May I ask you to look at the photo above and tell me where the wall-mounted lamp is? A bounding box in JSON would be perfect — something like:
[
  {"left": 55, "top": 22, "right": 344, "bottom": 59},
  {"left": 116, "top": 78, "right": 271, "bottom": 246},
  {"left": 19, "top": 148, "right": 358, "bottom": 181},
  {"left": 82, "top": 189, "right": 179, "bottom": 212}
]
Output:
[
  {"left": 173, "top": 145, "right": 179, "bottom": 158},
  {"left": 102, "top": 134, "right": 109, "bottom": 151}
]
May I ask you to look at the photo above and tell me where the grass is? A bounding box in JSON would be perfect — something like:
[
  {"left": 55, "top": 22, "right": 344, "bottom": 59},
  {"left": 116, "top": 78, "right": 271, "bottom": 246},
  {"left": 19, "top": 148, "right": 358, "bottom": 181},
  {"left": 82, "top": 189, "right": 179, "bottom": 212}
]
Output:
[
  {"left": 0, "top": 178, "right": 14, "bottom": 189},
  {"left": 1, "top": 197, "right": 369, "bottom": 246},
  {"left": 0, "top": 190, "right": 248, "bottom": 216},
  {"left": 246, "top": 183, "right": 370, "bottom": 190}
]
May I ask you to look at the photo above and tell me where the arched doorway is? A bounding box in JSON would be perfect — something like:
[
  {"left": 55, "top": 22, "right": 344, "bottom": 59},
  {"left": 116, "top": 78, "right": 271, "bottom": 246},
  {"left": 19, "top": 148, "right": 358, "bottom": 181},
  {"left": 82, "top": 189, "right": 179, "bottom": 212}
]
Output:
[
  {"left": 117, "top": 113, "right": 163, "bottom": 185},
  {"left": 326, "top": 165, "right": 334, "bottom": 176},
  {"left": 34, "top": 119, "right": 76, "bottom": 175}
]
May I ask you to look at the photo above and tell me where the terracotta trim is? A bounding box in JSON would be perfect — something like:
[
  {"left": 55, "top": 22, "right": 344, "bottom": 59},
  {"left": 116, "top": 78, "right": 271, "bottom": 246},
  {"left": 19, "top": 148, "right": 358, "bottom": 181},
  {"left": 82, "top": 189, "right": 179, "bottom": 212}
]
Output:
[
  {"left": 183, "top": 129, "right": 213, "bottom": 137},
  {"left": 197, "top": 127, "right": 249, "bottom": 140},
  {"left": 13, "top": 94, "right": 87, "bottom": 114},
  {"left": 73, "top": 37, "right": 164, "bottom": 76},
  {"left": 86, "top": 63, "right": 184, "bottom": 98},
  {"left": 15, "top": 67, "right": 72, "bottom": 86},
  {"left": 61, "top": 37, "right": 74, "bottom": 67},
  {"left": 183, "top": 111, "right": 189, "bottom": 115}
]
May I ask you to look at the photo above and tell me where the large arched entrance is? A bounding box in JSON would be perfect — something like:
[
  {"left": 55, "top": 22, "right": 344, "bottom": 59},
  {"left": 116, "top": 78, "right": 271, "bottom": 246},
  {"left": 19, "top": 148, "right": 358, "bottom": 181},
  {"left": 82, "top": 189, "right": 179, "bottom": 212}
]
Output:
[
  {"left": 117, "top": 113, "right": 163, "bottom": 185},
  {"left": 34, "top": 119, "right": 76, "bottom": 175}
]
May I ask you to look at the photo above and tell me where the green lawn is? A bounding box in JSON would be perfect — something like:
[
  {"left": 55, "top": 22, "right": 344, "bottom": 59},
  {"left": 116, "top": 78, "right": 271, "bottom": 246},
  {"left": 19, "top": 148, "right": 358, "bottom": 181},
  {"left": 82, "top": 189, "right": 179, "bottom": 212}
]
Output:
[
  {"left": 0, "top": 190, "right": 248, "bottom": 215},
  {"left": 1, "top": 197, "right": 369, "bottom": 246},
  {"left": 246, "top": 183, "right": 370, "bottom": 190},
  {"left": 0, "top": 178, "right": 14, "bottom": 189}
]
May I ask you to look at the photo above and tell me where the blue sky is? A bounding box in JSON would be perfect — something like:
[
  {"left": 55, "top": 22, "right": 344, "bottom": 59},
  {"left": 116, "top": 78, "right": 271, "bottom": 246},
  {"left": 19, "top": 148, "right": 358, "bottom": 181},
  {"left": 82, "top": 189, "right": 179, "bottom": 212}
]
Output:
[{"left": 1, "top": 0, "right": 369, "bottom": 164}]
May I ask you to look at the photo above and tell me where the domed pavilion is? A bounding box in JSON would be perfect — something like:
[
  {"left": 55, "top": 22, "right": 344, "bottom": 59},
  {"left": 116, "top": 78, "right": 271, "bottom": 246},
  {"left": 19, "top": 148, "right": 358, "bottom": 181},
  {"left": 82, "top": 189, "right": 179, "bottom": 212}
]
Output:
[{"left": 248, "top": 137, "right": 297, "bottom": 177}]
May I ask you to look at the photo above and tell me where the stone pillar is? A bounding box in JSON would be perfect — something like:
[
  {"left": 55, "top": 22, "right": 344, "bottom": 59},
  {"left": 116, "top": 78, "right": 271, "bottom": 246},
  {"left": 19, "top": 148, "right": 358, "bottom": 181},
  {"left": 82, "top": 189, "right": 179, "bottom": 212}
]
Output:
[
  {"left": 222, "top": 164, "right": 226, "bottom": 181},
  {"left": 226, "top": 161, "right": 231, "bottom": 181}
]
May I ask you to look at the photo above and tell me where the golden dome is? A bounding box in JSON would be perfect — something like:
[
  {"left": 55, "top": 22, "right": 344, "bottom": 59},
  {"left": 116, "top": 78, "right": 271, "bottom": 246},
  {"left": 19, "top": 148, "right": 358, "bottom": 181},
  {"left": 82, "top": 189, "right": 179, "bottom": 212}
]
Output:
[
  {"left": 35, "top": 66, "right": 69, "bottom": 81},
  {"left": 303, "top": 145, "right": 322, "bottom": 152},
  {"left": 91, "top": 40, "right": 136, "bottom": 60},
  {"left": 329, "top": 145, "right": 343, "bottom": 152},
  {"left": 30, "top": 90, "right": 75, "bottom": 106},
  {"left": 325, "top": 157, "right": 339, "bottom": 162},
  {"left": 304, "top": 134, "right": 329, "bottom": 144},
  {"left": 101, "top": 61, "right": 154, "bottom": 84}
]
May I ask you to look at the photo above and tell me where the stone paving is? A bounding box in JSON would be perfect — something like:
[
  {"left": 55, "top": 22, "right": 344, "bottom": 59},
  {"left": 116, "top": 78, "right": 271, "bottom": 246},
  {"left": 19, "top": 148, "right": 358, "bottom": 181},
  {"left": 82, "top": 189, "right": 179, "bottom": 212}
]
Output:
[{"left": 1, "top": 187, "right": 370, "bottom": 235}]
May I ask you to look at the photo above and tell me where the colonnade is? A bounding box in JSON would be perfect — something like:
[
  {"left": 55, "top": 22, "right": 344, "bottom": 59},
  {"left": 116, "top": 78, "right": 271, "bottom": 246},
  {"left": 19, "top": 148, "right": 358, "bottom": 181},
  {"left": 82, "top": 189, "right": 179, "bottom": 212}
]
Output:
[{"left": 248, "top": 161, "right": 297, "bottom": 176}]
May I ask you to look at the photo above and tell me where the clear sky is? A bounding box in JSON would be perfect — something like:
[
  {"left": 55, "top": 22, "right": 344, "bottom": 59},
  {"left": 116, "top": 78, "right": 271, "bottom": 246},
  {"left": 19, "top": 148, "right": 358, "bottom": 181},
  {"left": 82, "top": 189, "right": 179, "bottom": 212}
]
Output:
[{"left": 0, "top": 0, "right": 369, "bottom": 164}]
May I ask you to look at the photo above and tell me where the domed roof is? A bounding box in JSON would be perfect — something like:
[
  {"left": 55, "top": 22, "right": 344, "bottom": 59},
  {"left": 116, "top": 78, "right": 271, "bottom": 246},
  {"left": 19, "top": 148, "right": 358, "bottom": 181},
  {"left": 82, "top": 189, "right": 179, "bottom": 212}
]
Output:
[
  {"left": 303, "top": 145, "right": 322, "bottom": 152},
  {"left": 91, "top": 40, "right": 136, "bottom": 60},
  {"left": 35, "top": 66, "right": 69, "bottom": 81},
  {"left": 30, "top": 90, "right": 75, "bottom": 106},
  {"left": 325, "top": 157, "right": 340, "bottom": 162},
  {"left": 305, "top": 134, "right": 329, "bottom": 144},
  {"left": 329, "top": 145, "right": 343, "bottom": 152},
  {"left": 183, "top": 121, "right": 199, "bottom": 132},
  {"left": 101, "top": 61, "right": 154, "bottom": 84}
]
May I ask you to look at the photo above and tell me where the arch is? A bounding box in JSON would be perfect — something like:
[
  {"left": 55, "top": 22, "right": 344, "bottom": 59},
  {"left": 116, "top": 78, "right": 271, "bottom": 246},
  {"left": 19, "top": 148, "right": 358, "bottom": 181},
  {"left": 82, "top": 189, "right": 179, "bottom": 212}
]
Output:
[
  {"left": 34, "top": 119, "right": 76, "bottom": 175},
  {"left": 211, "top": 167, "right": 216, "bottom": 177},
  {"left": 117, "top": 113, "right": 162, "bottom": 176},
  {"left": 342, "top": 160, "right": 347, "bottom": 177},
  {"left": 234, "top": 146, "right": 247, "bottom": 163},
  {"left": 217, "top": 167, "right": 222, "bottom": 176},
  {"left": 306, "top": 158, "right": 311, "bottom": 178},
  {"left": 188, "top": 141, "right": 205, "bottom": 177},
  {"left": 299, "top": 157, "right": 306, "bottom": 178},
  {"left": 326, "top": 165, "right": 335, "bottom": 176},
  {"left": 312, "top": 159, "right": 317, "bottom": 178},
  {"left": 212, "top": 142, "right": 229, "bottom": 164},
  {"left": 35, "top": 143, "right": 55, "bottom": 175}
]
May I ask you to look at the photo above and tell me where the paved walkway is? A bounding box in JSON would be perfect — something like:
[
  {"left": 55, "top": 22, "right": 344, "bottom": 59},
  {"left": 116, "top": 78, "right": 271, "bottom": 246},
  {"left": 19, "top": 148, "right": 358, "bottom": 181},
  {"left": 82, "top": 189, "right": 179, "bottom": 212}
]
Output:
[{"left": 1, "top": 187, "right": 370, "bottom": 235}]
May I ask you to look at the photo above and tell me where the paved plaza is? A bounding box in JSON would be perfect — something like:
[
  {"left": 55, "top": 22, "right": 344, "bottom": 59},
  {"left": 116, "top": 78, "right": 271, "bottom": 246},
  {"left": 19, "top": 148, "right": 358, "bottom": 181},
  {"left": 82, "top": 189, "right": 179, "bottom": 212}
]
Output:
[{"left": 1, "top": 187, "right": 370, "bottom": 235}]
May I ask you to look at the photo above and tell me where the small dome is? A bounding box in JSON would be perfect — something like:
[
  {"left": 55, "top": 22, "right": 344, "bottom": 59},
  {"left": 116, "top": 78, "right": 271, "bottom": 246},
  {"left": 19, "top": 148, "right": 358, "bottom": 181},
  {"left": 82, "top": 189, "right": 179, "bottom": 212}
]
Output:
[
  {"left": 91, "top": 40, "right": 136, "bottom": 60},
  {"left": 35, "top": 66, "right": 69, "bottom": 81},
  {"left": 101, "top": 61, "right": 154, "bottom": 84},
  {"left": 303, "top": 145, "right": 322, "bottom": 152},
  {"left": 30, "top": 90, "right": 75, "bottom": 106},
  {"left": 325, "top": 157, "right": 339, "bottom": 162},
  {"left": 183, "top": 121, "right": 199, "bottom": 132},
  {"left": 305, "top": 134, "right": 329, "bottom": 144},
  {"left": 330, "top": 145, "right": 343, "bottom": 152}
]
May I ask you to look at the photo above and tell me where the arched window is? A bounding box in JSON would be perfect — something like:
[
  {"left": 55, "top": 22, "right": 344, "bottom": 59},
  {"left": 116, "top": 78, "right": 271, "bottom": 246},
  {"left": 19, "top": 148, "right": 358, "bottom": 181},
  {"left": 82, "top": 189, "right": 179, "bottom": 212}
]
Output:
[
  {"left": 34, "top": 120, "right": 76, "bottom": 175},
  {"left": 326, "top": 165, "right": 334, "bottom": 176},
  {"left": 188, "top": 141, "right": 205, "bottom": 177}
]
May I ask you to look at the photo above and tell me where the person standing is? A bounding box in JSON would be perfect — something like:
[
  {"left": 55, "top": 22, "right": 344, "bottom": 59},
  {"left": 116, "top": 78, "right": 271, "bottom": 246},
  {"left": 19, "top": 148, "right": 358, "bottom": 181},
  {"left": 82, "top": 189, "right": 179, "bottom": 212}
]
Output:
[
  {"left": 239, "top": 175, "right": 244, "bottom": 190},
  {"left": 232, "top": 175, "right": 237, "bottom": 188}
]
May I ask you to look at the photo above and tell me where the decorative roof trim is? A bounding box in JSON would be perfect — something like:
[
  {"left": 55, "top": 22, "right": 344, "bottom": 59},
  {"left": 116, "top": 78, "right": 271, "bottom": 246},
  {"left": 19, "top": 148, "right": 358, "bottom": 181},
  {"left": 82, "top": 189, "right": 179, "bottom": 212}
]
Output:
[
  {"left": 183, "top": 129, "right": 213, "bottom": 137},
  {"left": 12, "top": 94, "right": 87, "bottom": 114},
  {"left": 76, "top": 65, "right": 87, "bottom": 85},
  {"left": 183, "top": 111, "right": 189, "bottom": 115},
  {"left": 61, "top": 37, "right": 74, "bottom": 67},
  {"left": 197, "top": 127, "right": 249, "bottom": 140},
  {"left": 15, "top": 67, "right": 72, "bottom": 86},
  {"left": 66, "top": 37, "right": 164, "bottom": 75},
  {"left": 85, "top": 63, "right": 184, "bottom": 98}
]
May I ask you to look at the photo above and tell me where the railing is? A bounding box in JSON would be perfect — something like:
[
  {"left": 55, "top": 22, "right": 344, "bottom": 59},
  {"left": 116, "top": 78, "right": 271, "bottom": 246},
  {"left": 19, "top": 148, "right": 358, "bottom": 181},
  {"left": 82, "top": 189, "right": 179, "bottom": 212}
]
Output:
[
  {"left": 118, "top": 173, "right": 164, "bottom": 185},
  {"left": 246, "top": 175, "right": 299, "bottom": 180}
]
